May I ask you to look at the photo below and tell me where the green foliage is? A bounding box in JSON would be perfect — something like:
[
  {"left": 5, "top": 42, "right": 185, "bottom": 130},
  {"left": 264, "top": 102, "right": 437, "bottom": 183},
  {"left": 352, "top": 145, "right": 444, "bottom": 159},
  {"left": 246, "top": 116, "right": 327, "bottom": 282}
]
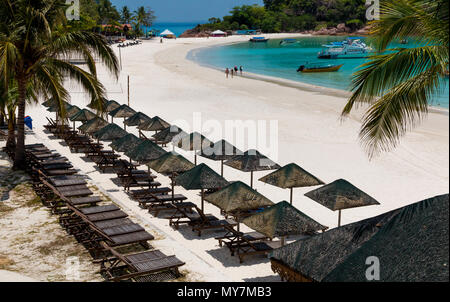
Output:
[{"left": 195, "top": 1, "right": 367, "bottom": 33}]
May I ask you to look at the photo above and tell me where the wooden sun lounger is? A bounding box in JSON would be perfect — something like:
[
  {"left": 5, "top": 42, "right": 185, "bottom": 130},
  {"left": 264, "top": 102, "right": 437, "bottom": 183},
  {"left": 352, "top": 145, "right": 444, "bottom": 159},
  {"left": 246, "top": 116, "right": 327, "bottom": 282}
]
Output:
[
  {"left": 129, "top": 187, "right": 171, "bottom": 199},
  {"left": 215, "top": 229, "right": 270, "bottom": 256},
  {"left": 235, "top": 240, "right": 282, "bottom": 263}
]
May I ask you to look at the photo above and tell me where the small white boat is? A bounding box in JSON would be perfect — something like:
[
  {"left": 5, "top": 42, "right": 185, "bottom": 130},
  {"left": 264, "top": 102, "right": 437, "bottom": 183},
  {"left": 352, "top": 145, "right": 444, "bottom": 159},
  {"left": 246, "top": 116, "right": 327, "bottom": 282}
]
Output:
[{"left": 318, "top": 37, "right": 371, "bottom": 59}]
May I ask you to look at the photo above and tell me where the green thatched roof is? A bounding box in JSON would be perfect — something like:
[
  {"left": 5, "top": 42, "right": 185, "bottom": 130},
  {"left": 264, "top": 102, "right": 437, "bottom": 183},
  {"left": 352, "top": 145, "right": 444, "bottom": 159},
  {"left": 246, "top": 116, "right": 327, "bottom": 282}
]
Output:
[
  {"left": 124, "top": 112, "right": 152, "bottom": 126},
  {"left": 224, "top": 149, "right": 281, "bottom": 172},
  {"left": 87, "top": 97, "right": 108, "bottom": 111},
  {"left": 42, "top": 99, "right": 57, "bottom": 107},
  {"left": 259, "top": 163, "right": 324, "bottom": 189},
  {"left": 78, "top": 117, "right": 108, "bottom": 134},
  {"left": 152, "top": 125, "right": 187, "bottom": 145},
  {"left": 146, "top": 152, "right": 195, "bottom": 174},
  {"left": 124, "top": 139, "right": 166, "bottom": 162},
  {"left": 242, "top": 201, "right": 327, "bottom": 238},
  {"left": 69, "top": 109, "right": 97, "bottom": 122},
  {"left": 46, "top": 102, "right": 72, "bottom": 113},
  {"left": 270, "top": 194, "right": 449, "bottom": 282},
  {"left": 93, "top": 123, "right": 128, "bottom": 141},
  {"left": 138, "top": 116, "right": 170, "bottom": 131},
  {"left": 324, "top": 194, "right": 449, "bottom": 282},
  {"left": 204, "top": 181, "right": 273, "bottom": 213},
  {"left": 109, "top": 133, "right": 142, "bottom": 152},
  {"left": 109, "top": 104, "right": 136, "bottom": 118},
  {"left": 304, "top": 179, "right": 380, "bottom": 211},
  {"left": 105, "top": 100, "right": 121, "bottom": 112},
  {"left": 176, "top": 132, "right": 213, "bottom": 151},
  {"left": 175, "top": 163, "right": 229, "bottom": 190},
  {"left": 198, "top": 139, "right": 243, "bottom": 161},
  {"left": 66, "top": 105, "right": 81, "bottom": 117}
]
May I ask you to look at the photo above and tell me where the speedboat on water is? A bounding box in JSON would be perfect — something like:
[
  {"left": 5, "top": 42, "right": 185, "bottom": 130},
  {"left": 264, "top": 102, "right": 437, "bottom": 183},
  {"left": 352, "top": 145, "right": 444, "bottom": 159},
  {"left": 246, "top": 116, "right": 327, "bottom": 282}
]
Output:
[
  {"left": 317, "top": 37, "right": 371, "bottom": 59},
  {"left": 297, "top": 62, "right": 343, "bottom": 73},
  {"left": 250, "top": 36, "right": 269, "bottom": 42},
  {"left": 280, "top": 38, "right": 299, "bottom": 46}
]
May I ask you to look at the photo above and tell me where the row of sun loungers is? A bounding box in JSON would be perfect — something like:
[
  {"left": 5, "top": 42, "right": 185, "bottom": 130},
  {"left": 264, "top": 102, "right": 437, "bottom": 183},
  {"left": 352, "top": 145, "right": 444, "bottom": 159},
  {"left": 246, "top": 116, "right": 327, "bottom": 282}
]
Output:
[
  {"left": 16, "top": 143, "right": 186, "bottom": 281},
  {"left": 43, "top": 117, "right": 282, "bottom": 263}
]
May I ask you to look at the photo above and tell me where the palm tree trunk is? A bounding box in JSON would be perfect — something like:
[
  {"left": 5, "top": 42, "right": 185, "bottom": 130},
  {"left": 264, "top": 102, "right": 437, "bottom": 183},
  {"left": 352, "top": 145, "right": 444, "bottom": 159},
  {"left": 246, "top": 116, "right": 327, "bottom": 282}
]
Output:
[
  {"left": 7, "top": 110, "right": 16, "bottom": 152},
  {"left": 13, "top": 76, "right": 26, "bottom": 169}
]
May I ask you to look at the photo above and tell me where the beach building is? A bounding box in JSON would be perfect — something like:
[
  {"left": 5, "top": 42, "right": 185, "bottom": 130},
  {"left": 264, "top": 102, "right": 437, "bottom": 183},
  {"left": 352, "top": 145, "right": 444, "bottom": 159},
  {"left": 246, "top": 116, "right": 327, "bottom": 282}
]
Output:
[
  {"left": 160, "top": 29, "right": 176, "bottom": 39},
  {"left": 210, "top": 30, "right": 227, "bottom": 37}
]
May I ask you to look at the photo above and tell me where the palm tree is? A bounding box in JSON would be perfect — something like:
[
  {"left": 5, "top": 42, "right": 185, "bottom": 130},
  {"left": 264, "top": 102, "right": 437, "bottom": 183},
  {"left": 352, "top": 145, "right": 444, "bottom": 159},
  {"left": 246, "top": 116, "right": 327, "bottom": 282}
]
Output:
[
  {"left": 134, "top": 6, "right": 155, "bottom": 37},
  {"left": 341, "top": 0, "right": 449, "bottom": 158},
  {"left": 0, "top": 0, "right": 119, "bottom": 169},
  {"left": 121, "top": 6, "right": 132, "bottom": 24}
]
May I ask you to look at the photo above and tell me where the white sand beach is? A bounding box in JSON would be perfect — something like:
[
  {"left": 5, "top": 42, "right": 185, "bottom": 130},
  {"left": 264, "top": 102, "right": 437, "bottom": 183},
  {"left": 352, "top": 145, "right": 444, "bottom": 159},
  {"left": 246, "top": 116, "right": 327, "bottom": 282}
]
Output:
[{"left": 8, "top": 34, "right": 448, "bottom": 281}]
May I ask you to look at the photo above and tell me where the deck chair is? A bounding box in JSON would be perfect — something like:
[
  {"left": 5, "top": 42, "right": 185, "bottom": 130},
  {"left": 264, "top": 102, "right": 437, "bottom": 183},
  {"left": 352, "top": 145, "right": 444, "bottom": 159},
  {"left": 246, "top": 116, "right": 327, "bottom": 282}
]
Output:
[
  {"left": 215, "top": 228, "right": 270, "bottom": 256},
  {"left": 234, "top": 237, "right": 282, "bottom": 263}
]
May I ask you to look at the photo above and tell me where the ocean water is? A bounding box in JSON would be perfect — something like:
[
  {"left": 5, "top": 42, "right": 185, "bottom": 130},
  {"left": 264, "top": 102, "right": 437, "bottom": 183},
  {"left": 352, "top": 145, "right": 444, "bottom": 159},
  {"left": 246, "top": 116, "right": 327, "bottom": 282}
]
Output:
[
  {"left": 189, "top": 36, "right": 449, "bottom": 109},
  {"left": 145, "top": 22, "right": 201, "bottom": 37}
]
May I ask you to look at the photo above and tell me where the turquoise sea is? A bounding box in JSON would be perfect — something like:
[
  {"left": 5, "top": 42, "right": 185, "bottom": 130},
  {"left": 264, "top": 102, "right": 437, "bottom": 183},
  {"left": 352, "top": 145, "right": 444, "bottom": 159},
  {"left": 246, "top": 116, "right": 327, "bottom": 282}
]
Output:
[{"left": 188, "top": 36, "right": 449, "bottom": 109}]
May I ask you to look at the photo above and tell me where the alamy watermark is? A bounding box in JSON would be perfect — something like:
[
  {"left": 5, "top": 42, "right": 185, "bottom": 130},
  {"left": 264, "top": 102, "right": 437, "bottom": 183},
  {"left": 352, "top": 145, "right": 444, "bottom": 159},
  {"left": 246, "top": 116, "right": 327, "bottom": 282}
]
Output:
[
  {"left": 66, "top": 0, "right": 80, "bottom": 21},
  {"left": 365, "top": 256, "right": 380, "bottom": 281},
  {"left": 366, "top": 0, "right": 380, "bottom": 21}
]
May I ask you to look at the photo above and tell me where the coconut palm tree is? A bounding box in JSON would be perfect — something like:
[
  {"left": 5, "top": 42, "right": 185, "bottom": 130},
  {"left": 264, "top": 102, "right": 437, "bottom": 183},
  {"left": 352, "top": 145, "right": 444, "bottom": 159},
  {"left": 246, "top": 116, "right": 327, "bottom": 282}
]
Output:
[
  {"left": 0, "top": 0, "right": 119, "bottom": 169},
  {"left": 341, "top": 0, "right": 449, "bottom": 157}
]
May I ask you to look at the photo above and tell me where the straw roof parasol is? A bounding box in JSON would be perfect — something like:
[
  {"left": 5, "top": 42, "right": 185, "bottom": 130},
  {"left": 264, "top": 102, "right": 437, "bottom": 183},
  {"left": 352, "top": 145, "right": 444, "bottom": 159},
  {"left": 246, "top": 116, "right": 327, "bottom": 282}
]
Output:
[
  {"left": 175, "top": 163, "right": 229, "bottom": 211},
  {"left": 269, "top": 194, "right": 449, "bottom": 282},
  {"left": 66, "top": 105, "right": 81, "bottom": 117},
  {"left": 124, "top": 112, "right": 152, "bottom": 127},
  {"left": 224, "top": 149, "right": 281, "bottom": 188},
  {"left": 152, "top": 125, "right": 187, "bottom": 145},
  {"left": 108, "top": 104, "right": 136, "bottom": 118},
  {"left": 124, "top": 139, "right": 167, "bottom": 163},
  {"left": 198, "top": 139, "right": 243, "bottom": 176},
  {"left": 109, "top": 133, "right": 142, "bottom": 152},
  {"left": 176, "top": 132, "right": 213, "bottom": 165},
  {"left": 93, "top": 123, "right": 128, "bottom": 141},
  {"left": 42, "top": 99, "right": 57, "bottom": 107},
  {"left": 241, "top": 201, "right": 327, "bottom": 241},
  {"left": 323, "top": 194, "right": 449, "bottom": 282},
  {"left": 46, "top": 102, "right": 72, "bottom": 113},
  {"left": 259, "top": 163, "right": 324, "bottom": 204},
  {"left": 304, "top": 179, "right": 380, "bottom": 226},
  {"left": 87, "top": 97, "right": 108, "bottom": 111},
  {"left": 69, "top": 109, "right": 97, "bottom": 122},
  {"left": 105, "top": 100, "right": 121, "bottom": 112},
  {"left": 78, "top": 117, "right": 108, "bottom": 134},
  {"left": 204, "top": 181, "right": 273, "bottom": 215},
  {"left": 147, "top": 151, "right": 194, "bottom": 175},
  {"left": 138, "top": 116, "right": 170, "bottom": 132}
]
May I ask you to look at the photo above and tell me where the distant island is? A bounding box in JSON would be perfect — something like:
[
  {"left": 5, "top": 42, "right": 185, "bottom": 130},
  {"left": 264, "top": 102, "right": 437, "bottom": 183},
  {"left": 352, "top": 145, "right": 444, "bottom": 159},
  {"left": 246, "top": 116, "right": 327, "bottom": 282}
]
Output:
[{"left": 180, "top": 0, "right": 369, "bottom": 37}]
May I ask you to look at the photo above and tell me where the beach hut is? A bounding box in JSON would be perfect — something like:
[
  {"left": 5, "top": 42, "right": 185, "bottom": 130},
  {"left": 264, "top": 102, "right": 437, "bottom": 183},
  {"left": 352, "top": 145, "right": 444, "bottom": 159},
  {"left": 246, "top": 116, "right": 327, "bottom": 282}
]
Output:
[
  {"left": 210, "top": 30, "right": 226, "bottom": 37},
  {"left": 269, "top": 194, "right": 449, "bottom": 282},
  {"left": 177, "top": 132, "right": 213, "bottom": 165},
  {"left": 109, "top": 133, "right": 142, "bottom": 153},
  {"left": 125, "top": 139, "right": 166, "bottom": 163},
  {"left": 175, "top": 163, "right": 229, "bottom": 212},
  {"left": 160, "top": 29, "right": 176, "bottom": 39},
  {"left": 241, "top": 201, "right": 327, "bottom": 246},
  {"left": 199, "top": 139, "right": 243, "bottom": 176},
  {"left": 109, "top": 104, "right": 136, "bottom": 130},
  {"left": 147, "top": 152, "right": 195, "bottom": 200},
  {"left": 152, "top": 125, "right": 187, "bottom": 147},
  {"left": 304, "top": 179, "right": 380, "bottom": 226},
  {"left": 259, "top": 163, "right": 324, "bottom": 204},
  {"left": 93, "top": 123, "right": 128, "bottom": 141},
  {"left": 204, "top": 181, "right": 273, "bottom": 229},
  {"left": 78, "top": 117, "right": 108, "bottom": 134},
  {"left": 224, "top": 149, "right": 281, "bottom": 188}
]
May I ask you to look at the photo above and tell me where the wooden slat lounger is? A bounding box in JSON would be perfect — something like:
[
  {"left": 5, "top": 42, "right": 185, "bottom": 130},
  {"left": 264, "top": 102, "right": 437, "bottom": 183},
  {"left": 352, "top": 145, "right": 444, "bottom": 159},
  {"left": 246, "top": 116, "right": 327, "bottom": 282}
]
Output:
[
  {"left": 129, "top": 187, "right": 171, "bottom": 199},
  {"left": 235, "top": 241, "right": 282, "bottom": 263},
  {"left": 140, "top": 194, "right": 187, "bottom": 211},
  {"left": 49, "top": 175, "right": 87, "bottom": 187},
  {"left": 215, "top": 229, "right": 270, "bottom": 256},
  {"left": 70, "top": 196, "right": 103, "bottom": 206}
]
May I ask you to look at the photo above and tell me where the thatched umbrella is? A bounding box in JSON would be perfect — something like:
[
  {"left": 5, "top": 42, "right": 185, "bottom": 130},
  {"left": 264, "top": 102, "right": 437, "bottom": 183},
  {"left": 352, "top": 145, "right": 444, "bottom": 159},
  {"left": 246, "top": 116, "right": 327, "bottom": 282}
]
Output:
[
  {"left": 152, "top": 125, "right": 187, "bottom": 147},
  {"left": 176, "top": 132, "right": 213, "bottom": 165},
  {"left": 42, "top": 99, "right": 56, "bottom": 107},
  {"left": 66, "top": 105, "right": 81, "bottom": 118},
  {"left": 46, "top": 102, "right": 73, "bottom": 124},
  {"left": 147, "top": 152, "right": 195, "bottom": 200},
  {"left": 109, "top": 133, "right": 142, "bottom": 153},
  {"left": 105, "top": 100, "right": 121, "bottom": 112},
  {"left": 69, "top": 109, "right": 97, "bottom": 130},
  {"left": 138, "top": 116, "right": 170, "bottom": 134},
  {"left": 93, "top": 123, "right": 128, "bottom": 141},
  {"left": 241, "top": 201, "right": 327, "bottom": 245},
  {"left": 304, "top": 179, "right": 380, "bottom": 227},
  {"left": 199, "top": 139, "right": 243, "bottom": 176},
  {"left": 87, "top": 97, "right": 108, "bottom": 111},
  {"left": 109, "top": 104, "right": 136, "bottom": 130},
  {"left": 224, "top": 149, "right": 281, "bottom": 188},
  {"left": 124, "top": 139, "right": 167, "bottom": 163},
  {"left": 204, "top": 181, "right": 273, "bottom": 230},
  {"left": 175, "top": 163, "right": 229, "bottom": 212},
  {"left": 259, "top": 163, "right": 324, "bottom": 205},
  {"left": 78, "top": 117, "right": 108, "bottom": 134},
  {"left": 124, "top": 112, "right": 152, "bottom": 138}
]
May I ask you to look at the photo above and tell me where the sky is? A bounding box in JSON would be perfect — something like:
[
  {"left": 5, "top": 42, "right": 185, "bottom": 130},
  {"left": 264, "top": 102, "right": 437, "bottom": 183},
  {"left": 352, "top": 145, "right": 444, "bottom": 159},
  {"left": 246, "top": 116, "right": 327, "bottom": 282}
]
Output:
[{"left": 110, "top": 0, "right": 264, "bottom": 23}]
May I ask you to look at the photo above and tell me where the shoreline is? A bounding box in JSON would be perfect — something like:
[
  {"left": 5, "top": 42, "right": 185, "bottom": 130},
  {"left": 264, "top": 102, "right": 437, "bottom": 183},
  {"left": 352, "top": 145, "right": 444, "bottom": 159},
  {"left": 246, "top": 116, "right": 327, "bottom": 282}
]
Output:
[{"left": 185, "top": 38, "right": 449, "bottom": 115}]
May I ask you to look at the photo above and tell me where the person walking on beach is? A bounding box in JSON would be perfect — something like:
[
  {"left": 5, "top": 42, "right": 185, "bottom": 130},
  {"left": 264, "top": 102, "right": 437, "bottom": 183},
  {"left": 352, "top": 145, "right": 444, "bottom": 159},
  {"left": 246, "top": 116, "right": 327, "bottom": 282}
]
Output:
[
  {"left": 234, "top": 66, "right": 238, "bottom": 74},
  {"left": 225, "top": 68, "right": 229, "bottom": 78},
  {"left": 230, "top": 68, "right": 234, "bottom": 78},
  {"left": 240, "top": 66, "right": 243, "bottom": 76}
]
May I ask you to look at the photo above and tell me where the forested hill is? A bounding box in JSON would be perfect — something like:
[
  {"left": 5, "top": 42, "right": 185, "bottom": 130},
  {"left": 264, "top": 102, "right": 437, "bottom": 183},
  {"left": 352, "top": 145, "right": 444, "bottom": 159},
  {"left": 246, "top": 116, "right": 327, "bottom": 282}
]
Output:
[{"left": 184, "top": 0, "right": 367, "bottom": 35}]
